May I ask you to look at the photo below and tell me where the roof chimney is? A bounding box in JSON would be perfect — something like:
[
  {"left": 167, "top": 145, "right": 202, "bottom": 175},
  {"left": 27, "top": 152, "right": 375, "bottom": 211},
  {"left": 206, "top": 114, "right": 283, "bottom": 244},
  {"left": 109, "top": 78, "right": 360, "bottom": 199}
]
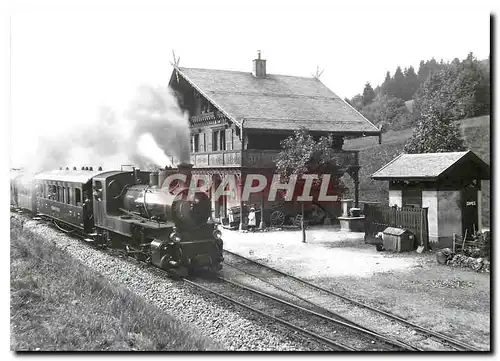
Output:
[{"left": 252, "top": 50, "right": 266, "bottom": 78}]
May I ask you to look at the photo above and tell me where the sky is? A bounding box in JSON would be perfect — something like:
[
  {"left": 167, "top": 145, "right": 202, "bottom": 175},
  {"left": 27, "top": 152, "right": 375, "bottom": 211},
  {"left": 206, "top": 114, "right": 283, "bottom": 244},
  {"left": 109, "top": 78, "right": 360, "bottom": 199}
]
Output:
[
  {"left": 0, "top": 1, "right": 497, "bottom": 356},
  {"left": 7, "top": 0, "right": 494, "bottom": 167}
]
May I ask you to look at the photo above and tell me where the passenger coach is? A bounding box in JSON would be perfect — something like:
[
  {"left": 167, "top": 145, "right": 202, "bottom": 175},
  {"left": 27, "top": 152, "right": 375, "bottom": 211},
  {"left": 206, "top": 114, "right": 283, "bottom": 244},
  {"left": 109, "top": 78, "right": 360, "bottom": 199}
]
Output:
[{"left": 34, "top": 167, "right": 106, "bottom": 233}]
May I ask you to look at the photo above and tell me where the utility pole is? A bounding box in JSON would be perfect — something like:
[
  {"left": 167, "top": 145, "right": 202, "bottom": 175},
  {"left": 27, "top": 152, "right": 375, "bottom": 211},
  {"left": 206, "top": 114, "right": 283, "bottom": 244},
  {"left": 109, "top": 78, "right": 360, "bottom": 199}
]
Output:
[
  {"left": 259, "top": 191, "right": 266, "bottom": 230},
  {"left": 301, "top": 203, "right": 306, "bottom": 243},
  {"left": 239, "top": 119, "right": 245, "bottom": 232}
]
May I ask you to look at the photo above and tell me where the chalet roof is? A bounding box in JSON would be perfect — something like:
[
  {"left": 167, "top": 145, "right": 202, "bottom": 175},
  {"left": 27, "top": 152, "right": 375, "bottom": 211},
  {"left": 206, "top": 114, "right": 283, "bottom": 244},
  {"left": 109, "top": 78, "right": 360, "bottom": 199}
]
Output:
[
  {"left": 171, "top": 67, "right": 380, "bottom": 135},
  {"left": 371, "top": 151, "right": 490, "bottom": 181}
]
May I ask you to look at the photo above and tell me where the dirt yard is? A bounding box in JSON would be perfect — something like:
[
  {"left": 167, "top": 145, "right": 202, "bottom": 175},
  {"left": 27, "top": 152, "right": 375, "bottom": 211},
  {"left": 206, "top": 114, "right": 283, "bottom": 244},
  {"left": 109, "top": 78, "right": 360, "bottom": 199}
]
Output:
[{"left": 221, "top": 226, "right": 491, "bottom": 351}]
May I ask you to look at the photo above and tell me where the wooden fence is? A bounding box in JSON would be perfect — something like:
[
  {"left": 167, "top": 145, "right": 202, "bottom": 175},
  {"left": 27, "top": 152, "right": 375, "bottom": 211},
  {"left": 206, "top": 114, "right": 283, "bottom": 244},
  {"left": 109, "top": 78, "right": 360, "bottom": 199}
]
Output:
[{"left": 363, "top": 203, "right": 429, "bottom": 250}]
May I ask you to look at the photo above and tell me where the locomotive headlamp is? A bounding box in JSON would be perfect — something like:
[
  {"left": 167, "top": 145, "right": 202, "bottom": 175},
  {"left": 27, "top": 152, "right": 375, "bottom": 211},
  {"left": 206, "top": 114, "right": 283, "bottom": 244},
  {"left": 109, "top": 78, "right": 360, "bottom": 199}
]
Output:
[
  {"left": 170, "top": 232, "right": 182, "bottom": 243},
  {"left": 213, "top": 229, "right": 222, "bottom": 240}
]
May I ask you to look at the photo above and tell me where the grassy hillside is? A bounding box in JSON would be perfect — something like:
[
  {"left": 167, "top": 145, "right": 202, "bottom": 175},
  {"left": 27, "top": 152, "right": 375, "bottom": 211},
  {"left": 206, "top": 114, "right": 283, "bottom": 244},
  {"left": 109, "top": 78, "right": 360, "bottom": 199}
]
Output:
[
  {"left": 10, "top": 219, "right": 220, "bottom": 351},
  {"left": 342, "top": 115, "right": 491, "bottom": 227}
]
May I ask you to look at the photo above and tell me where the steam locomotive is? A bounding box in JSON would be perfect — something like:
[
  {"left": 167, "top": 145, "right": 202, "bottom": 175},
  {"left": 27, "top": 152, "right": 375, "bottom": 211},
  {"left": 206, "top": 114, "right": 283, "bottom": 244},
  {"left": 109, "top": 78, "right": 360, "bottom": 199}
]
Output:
[{"left": 10, "top": 163, "right": 223, "bottom": 274}]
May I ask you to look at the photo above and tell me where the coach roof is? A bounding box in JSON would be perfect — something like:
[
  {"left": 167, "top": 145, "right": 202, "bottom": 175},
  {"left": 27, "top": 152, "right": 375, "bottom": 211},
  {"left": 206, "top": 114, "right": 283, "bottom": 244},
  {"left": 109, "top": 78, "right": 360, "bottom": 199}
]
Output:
[{"left": 34, "top": 169, "right": 110, "bottom": 184}]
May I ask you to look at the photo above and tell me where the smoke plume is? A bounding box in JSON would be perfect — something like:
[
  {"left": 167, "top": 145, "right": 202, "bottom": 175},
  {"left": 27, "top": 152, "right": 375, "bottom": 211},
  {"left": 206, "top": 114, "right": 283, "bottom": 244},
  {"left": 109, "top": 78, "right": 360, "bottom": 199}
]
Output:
[{"left": 17, "top": 84, "right": 190, "bottom": 176}]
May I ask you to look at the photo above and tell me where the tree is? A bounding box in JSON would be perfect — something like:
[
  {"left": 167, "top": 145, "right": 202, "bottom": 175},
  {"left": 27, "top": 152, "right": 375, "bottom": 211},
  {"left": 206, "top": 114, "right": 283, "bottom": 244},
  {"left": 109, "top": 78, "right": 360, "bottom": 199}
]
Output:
[
  {"left": 454, "top": 52, "right": 490, "bottom": 117},
  {"left": 362, "top": 82, "right": 375, "bottom": 106},
  {"left": 413, "top": 53, "right": 490, "bottom": 121},
  {"left": 276, "top": 128, "right": 347, "bottom": 201},
  {"left": 404, "top": 106, "right": 466, "bottom": 153},
  {"left": 402, "top": 66, "right": 419, "bottom": 101},
  {"left": 381, "top": 71, "right": 392, "bottom": 96},
  {"left": 349, "top": 94, "right": 364, "bottom": 111},
  {"left": 392, "top": 66, "right": 405, "bottom": 98},
  {"left": 360, "top": 93, "right": 411, "bottom": 130}
]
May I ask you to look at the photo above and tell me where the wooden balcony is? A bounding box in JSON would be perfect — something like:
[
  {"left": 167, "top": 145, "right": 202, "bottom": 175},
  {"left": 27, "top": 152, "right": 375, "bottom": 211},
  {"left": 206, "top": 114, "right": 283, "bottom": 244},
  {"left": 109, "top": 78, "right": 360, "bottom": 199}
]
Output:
[
  {"left": 189, "top": 149, "right": 359, "bottom": 170},
  {"left": 189, "top": 111, "right": 227, "bottom": 126}
]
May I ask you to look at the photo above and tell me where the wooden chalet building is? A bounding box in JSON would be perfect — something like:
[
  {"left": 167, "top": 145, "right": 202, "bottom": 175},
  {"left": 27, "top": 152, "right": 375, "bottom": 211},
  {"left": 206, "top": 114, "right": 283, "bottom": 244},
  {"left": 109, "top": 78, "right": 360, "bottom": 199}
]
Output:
[{"left": 168, "top": 52, "right": 381, "bottom": 225}]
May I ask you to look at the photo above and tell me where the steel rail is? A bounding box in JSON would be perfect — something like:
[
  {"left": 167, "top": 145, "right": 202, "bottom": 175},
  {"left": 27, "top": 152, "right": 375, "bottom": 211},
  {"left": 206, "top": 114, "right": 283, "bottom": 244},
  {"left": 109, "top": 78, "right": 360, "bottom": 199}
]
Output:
[
  {"left": 182, "top": 278, "right": 354, "bottom": 351},
  {"left": 223, "top": 249, "right": 482, "bottom": 352},
  {"left": 223, "top": 261, "right": 420, "bottom": 351},
  {"left": 219, "top": 276, "right": 416, "bottom": 351}
]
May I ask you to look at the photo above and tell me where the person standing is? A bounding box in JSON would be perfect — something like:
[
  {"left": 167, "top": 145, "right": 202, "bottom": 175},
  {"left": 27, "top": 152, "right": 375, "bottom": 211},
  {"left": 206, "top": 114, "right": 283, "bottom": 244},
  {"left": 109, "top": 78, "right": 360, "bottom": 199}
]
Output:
[{"left": 248, "top": 207, "right": 257, "bottom": 232}]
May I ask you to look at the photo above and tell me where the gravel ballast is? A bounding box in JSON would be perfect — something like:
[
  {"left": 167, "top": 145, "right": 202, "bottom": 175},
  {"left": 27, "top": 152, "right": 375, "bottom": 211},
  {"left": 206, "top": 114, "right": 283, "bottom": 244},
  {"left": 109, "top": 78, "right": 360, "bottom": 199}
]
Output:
[{"left": 11, "top": 214, "right": 322, "bottom": 351}]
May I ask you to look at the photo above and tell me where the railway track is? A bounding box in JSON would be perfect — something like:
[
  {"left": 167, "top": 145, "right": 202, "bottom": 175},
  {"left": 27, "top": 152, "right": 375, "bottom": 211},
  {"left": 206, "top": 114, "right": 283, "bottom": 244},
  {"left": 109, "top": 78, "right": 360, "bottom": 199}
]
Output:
[
  {"left": 222, "top": 249, "right": 482, "bottom": 352},
  {"left": 11, "top": 212, "right": 483, "bottom": 351},
  {"left": 183, "top": 276, "right": 414, "bottom": 351}
]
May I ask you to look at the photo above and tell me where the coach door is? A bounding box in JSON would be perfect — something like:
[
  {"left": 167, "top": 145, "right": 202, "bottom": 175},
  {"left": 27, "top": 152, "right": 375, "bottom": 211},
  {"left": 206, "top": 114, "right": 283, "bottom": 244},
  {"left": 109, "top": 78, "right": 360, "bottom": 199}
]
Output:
[{"left": 92, "top": 179, "right": 105, "bottom": 227}]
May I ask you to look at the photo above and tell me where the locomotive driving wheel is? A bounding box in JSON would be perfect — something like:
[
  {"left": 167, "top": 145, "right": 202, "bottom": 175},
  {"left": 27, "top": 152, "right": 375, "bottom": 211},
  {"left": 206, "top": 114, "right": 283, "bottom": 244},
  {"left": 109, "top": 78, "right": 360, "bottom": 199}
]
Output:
[{"left": 270, "top": 210, "right": 285, "bottom": 227}]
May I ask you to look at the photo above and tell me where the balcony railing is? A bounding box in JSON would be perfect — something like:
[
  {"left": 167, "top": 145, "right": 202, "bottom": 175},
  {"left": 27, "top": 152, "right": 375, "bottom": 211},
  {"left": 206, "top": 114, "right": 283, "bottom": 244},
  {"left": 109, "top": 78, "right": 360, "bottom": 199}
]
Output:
[
  {"left": 188, "top": 149, "right": 359, "bottom": 169},
  {"left": 189, "top": 111, "right": 227, "bottom": 126}
]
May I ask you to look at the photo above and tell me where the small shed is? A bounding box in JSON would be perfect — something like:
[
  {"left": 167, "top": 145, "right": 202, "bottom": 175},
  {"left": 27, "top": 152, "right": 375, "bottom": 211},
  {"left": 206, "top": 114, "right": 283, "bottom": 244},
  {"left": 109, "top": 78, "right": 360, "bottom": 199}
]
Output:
[
  {"left": 382, "top": 227, "right": 415, "bottom": 252},
  {"left": 372, "top": 150, "right": 490, "bottom": 249}
]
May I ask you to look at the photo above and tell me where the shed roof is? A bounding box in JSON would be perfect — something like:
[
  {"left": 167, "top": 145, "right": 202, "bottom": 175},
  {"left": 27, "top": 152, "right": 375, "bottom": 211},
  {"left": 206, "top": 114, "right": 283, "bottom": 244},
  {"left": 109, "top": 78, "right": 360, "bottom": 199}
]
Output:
[
  {"left": 371, "top": 151, "right": 490, "bottom": 181},
  {"left": 171, "top": 67, "right": 380, "bottom": 135}
]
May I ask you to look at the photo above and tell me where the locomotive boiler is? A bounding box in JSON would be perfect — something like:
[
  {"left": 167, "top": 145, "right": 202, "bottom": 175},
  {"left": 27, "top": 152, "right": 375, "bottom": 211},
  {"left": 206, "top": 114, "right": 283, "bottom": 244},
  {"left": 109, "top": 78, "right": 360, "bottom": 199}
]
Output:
[{"left": 122, "top": 164, "right": 211, "bottom": 229}]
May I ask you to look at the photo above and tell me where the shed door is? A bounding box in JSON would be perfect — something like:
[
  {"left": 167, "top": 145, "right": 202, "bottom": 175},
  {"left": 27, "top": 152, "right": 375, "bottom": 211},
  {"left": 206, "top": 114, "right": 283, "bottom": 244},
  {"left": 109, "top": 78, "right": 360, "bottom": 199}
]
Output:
[{"left": 461, "top": 185, "right": 478, "bottom": 238}]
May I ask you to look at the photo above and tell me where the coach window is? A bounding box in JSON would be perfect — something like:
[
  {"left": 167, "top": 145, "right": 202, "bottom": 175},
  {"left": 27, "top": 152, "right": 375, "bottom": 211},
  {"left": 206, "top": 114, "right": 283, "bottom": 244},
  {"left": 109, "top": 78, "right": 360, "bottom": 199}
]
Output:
[
  {"left": 75, "top": 188, "right": 82, "bottom": 206},
  {"left": 66, "top": 187, "right": 71, "bottom": 204}
]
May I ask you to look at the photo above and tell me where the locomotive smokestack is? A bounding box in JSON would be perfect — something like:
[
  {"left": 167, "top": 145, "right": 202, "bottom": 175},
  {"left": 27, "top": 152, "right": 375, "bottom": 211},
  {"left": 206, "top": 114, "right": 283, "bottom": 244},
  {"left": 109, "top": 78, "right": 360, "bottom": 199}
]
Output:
[
  {"left": 158, "top": 169, "right": 167, "bottom": 188},
  {"left": 176, "top": 163, "right": 193, "bottom": 171},
  {"left": 176, "top": 163, "right": 193, "bottom": 189},
  {"left": 133, "top": 168, "right": 139, "bottom": 183}
]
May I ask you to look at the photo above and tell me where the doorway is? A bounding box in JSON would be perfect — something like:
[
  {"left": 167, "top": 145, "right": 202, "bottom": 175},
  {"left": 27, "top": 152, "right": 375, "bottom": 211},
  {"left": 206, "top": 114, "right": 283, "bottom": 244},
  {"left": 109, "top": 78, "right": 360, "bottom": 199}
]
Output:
[{"left": 461, "top": 184, "right": 479, "bottom": 238}]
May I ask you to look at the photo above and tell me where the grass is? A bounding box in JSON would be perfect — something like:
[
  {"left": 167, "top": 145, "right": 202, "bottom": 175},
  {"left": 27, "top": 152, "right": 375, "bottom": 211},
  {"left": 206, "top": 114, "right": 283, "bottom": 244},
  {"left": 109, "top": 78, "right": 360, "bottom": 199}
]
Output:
[
  {"left": 311, "top": 253, "right": 491, "bottom": 350},
  {"left": 10, "top": 219, "right": 222, "bottom": 351},
  {"left": 224, "top": 228, "right": 491, "bottom": 350},
  {"left": 342, "top": 115, "right": 491, "bottom": 227}
]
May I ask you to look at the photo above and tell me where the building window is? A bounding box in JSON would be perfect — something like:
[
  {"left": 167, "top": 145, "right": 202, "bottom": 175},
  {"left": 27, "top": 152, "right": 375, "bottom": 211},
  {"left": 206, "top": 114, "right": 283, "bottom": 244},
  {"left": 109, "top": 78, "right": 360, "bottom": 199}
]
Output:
[
  {"left": 212, "top": 131, "right": 218, "bottom": 151},
  {"left": 220, "top": 130, "right": 226, "bottom": 151},
  {"left": 402, "top": 188, "right": 422, "bottom": 208},
  {"left": 193, "top": 134, "right": 199, "bottom": 153},
  {"left": 212, "top": 130, "right": 226, "bottom": 151}
]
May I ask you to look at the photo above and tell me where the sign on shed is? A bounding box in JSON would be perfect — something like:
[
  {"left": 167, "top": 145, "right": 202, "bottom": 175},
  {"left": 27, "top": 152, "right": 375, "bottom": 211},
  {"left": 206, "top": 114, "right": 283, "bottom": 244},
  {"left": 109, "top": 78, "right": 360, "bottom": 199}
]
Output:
[{"left": 383, "top": 227, "right": 415, "bottom": 252}]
